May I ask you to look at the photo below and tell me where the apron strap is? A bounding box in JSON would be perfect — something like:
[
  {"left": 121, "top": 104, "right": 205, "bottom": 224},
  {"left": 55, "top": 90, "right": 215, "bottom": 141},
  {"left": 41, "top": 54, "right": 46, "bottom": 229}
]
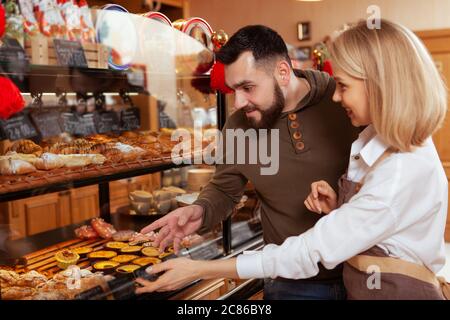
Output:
[{"left": 347, "top": 254, "right": 450, "bottom": 299}]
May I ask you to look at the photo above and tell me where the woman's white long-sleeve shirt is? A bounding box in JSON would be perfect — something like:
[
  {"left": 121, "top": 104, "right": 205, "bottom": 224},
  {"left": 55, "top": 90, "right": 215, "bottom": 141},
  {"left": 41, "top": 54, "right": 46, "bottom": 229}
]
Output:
[{"left": 236, "top": 125, "right": 448, "bottom": 279}]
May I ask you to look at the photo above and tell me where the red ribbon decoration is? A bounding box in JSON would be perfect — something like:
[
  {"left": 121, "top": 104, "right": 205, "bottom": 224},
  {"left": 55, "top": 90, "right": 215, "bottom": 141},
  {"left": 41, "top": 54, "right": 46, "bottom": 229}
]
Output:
[
  {"left": 0, "top": 3, "right": 5, "bottom": 38},
  {"left": 0, "top": 77, "right": 25, "bottom": 120},
  {"left": 323, "top": 60, "right": 333, "bottom": 76},
  {"left": 210, "top": 61, "right": 233, "bottom": 94}
]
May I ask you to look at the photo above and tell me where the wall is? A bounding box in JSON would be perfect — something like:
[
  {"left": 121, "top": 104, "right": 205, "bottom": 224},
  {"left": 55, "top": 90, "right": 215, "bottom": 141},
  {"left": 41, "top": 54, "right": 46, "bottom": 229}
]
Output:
[{"left": 188, "top": 0, "right": 450, "bottom": 47}]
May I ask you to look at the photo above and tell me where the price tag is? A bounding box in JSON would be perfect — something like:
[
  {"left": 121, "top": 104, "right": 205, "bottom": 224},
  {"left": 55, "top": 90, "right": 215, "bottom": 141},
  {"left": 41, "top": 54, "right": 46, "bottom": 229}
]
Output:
[
  {"left": 30, "top": 110, "right": 63, "bottom": 138},
  {"left": 0, "top": 37, "right": 29, "bottom": 90},
  {"left": 0, "top": 37, "right": 29, "bottom": 70},
  {"left": 0, "top": 112, "right": 38, "bottom": 141},
  {"left": 95, "top": 111, "right": 120, "bottom": 134},
  {"left": 61, "top": 112, "right": 97, "bottom": 136},
  {"left": 53, "top": 39, "right": 88, "bottom": 68},
  {"left": 120, "top": 107, "right": 140, "bottom": 131},
  {"left": 77, "top": 113, "right": 97, "bottom": 136},
  {"left": 61, "top": 112, "right": 78, "bottom": 135}
]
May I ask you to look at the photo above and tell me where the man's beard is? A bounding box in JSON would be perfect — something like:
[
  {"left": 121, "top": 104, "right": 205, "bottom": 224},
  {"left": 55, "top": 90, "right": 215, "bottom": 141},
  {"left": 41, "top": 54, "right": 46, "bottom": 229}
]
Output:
[{"left": 242, "top": 82, "right": 285, "bottom": 129}]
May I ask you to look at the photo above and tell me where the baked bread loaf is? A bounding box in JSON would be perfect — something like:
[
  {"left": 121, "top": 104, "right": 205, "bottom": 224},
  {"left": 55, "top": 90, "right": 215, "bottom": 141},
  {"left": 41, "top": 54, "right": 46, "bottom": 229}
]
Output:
[
  {"left": 1, "top": 286, "right": 36, "bottom": 300},
  {"left": 1, "top": 151, "right": 39, "bottom": 166},
  {"left": 0, "top": 158, "right": 37, "bottom": 175},
  {"left": 57, "top": 154, "right": 105, "bottom": 168},
  {"left": 34, "top": 153, "right": 65, "bottom": 170},
  {"left": 15, "top": 270, "right": 47, "bottom": 287},
  {"left": 0, "top": 270, "right": 21, "bottom": 288}
]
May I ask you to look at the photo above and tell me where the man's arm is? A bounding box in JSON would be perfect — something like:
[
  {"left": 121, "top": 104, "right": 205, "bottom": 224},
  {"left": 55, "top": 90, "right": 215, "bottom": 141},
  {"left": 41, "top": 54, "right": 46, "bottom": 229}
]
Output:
[{"left": 194, "top": 163, "right": 248, "bottom": 233}]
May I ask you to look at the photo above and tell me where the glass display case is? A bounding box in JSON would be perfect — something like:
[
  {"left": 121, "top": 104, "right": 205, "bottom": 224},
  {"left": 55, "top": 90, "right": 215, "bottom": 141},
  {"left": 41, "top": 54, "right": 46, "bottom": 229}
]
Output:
[{"left": 0, "top": 2, "right": 263, "bottom": 300}]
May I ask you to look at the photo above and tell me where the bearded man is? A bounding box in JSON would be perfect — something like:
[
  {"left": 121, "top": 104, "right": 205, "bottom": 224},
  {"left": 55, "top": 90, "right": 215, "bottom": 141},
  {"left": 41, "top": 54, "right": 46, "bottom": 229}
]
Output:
[{"left": 141, "top": 25, "right": 358, "bottom": 300}]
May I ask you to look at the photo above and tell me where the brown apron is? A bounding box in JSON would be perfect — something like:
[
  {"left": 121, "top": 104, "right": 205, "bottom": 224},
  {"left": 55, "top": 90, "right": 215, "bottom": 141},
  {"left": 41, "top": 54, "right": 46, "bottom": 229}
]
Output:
[{"left": 337, "top": 151, "right": 450, "bottom": 300}]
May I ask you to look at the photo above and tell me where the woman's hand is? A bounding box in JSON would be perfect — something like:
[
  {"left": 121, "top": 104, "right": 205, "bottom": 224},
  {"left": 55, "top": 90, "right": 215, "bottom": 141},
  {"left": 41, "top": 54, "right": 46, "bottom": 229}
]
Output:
[
  {"left": 135, "top": 257, "right": 239, "bottom": 294},
  {"left": 304, "top": 180, "right": 337, "bottom": 214},
  {"left": 135, "top": 258, "right": 201, "bottom": 294}
]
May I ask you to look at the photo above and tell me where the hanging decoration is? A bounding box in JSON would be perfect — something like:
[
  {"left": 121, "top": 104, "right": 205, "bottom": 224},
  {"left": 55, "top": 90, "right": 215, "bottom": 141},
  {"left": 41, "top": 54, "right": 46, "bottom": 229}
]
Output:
[
  {"left": 312, "top": 42, "right": 333, "bottom": 75},
  {"left": 0, "top": 2, "right": 6, "bottom": 38},
  {"left": 209, "top": 29, "right": 233, "bottom": 94},
  {"left": 0, "top": 77, "right": 25, "bottom": 120}
]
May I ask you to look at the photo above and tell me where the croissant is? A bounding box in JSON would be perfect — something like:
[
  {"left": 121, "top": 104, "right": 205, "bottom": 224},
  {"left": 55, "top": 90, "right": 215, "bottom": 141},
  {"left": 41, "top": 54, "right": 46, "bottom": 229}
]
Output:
[{"left": 7, "top": 140, "right": 43, "bottom": 156}]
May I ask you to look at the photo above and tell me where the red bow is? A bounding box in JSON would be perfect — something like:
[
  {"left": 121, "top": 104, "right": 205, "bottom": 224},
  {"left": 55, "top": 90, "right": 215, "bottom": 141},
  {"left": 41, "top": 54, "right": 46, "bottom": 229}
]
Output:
[
  {"left": 0, "top": 77, "right": 25, "bottom": 120},
  {"left": 210, "top": 61, "right": 233, "bottom": 94},
  {"left": 0, "top": 3, "right": 5, "bottom": 38},
  {"left": 323, "top": 60, "right": 333, "bottom": 76}
]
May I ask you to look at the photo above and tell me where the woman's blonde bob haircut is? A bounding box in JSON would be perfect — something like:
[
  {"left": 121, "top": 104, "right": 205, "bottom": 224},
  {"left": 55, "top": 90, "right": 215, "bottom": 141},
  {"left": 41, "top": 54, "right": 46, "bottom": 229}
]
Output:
[{"left": 329, "top": 19, "right": 447, "bottom": 152}]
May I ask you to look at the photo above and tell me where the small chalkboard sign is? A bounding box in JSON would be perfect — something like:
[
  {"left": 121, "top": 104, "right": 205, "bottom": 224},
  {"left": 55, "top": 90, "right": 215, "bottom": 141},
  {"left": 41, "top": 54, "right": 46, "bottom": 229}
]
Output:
[
  {"left": 0, "top": 112, "right": 38, "bottom": 141},
  {"left": 30, "top": 110, "right": 63, "bottom": 138},
  {"left": 0, "top": 37, "right": 29, "bottom": 90},
  {"left": 53, "top": 39, "right": 88, "bottom": 68},
  {"left": 77, "top": 113, "right": 97, "bottom": 136},
  {"left": 61, "top": 112, "right": 78, "bottom": 135},
  {"left": 120, "top": 107, "right": 141, "bottom": 131},
  {"left": 95, "top": 111, "right": 120, "bottom": 134},
  {"left": 0, "top": 37, "right": 28, "bottom": 68},
  {"left": 61, "top": 112, "right": 97, "bottom": 136}
]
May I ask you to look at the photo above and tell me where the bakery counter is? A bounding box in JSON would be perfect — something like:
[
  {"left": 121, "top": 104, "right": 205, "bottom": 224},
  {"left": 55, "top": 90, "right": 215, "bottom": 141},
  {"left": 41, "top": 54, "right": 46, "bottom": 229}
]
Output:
[
  {"left": 0, "top": 155, "right": 192, "bottom": 203},
  {"left": 0, "top": 210, "right": 264, "bottom": 300},
  {"left": 1, "top": 211, "right": 157, "bottom": 260}
]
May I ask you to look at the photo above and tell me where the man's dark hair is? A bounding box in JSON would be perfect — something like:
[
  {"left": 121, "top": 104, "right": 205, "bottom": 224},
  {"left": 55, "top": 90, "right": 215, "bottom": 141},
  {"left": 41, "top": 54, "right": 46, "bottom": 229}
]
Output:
[{"left": 216, "top": 25, "right": 292, "bottom": 70}]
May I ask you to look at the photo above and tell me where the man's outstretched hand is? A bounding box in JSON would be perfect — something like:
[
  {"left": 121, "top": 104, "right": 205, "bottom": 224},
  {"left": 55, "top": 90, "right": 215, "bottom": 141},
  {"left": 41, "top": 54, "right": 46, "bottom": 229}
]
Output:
[{"left": 140, "top": 204, "right": 204, "bottom": 253}]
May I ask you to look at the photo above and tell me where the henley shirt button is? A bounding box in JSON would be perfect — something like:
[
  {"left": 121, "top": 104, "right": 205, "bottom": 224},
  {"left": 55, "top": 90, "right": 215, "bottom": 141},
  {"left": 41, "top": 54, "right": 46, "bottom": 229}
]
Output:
[
  {"left": 353, "top": 155, "right": 361, "bottom": 160},
  {"left": 290, "top": 121, "right": 299, "bottom": 129},
  {"left": 295, "top": 141, "right": 305, "bottom": 150},
  {"left": 288, "top": 113, "right": 297, "bottom": 121},
  {"left": 293, "top": 131, "right": 302, "bottom": 140}
]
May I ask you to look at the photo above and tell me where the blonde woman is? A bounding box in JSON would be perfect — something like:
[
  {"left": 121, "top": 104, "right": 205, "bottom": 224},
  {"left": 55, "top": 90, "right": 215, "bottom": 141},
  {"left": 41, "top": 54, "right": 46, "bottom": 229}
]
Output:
[{"left": 135, "top": 19, "right": 449, "bottom": 300}]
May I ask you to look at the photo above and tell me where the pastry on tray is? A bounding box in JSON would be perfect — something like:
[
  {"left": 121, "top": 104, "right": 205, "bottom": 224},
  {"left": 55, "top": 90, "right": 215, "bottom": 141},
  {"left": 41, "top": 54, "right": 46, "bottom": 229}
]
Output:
[
  {"left": 7, "top": 140, "right": 43, "bottom": 156},
  {"left": 120, "top": 246, "right": 143, "bottom": 254},
  {"left": 141, "top": 247, "right": 160, "bottom": 257},
  {"left": 1, "top": 286, "right": 36, "bottom": 300},
  {"left": 0, "top": 158, "right": 37, "bottom": 175},
  {"left": 34, "top": 153, "right": 65, "bottom": 170},
  {"left": 74, "top": 225, "right": 99, "bottom": 240},
  {"left": 0, "top": 151, "right": 39, "bottom": 165},
  {"left": 116, "top": 264, "right": 140, "bottom": 275},
  {"left": 105, "top": 241, "right": 128, "bottom": 252},
  {"left": 92, "top": 260, "right": 120, "bottom": 274},
  {"left": 14, "top": 270, "right": 48, "bottom": 287},
  {"left": 132, "top": 257, "right": 161, "bottom": 267},
  {"left": 87, "top": 250, "right": 118, "bottom": 261},
  {"left": 110, "top": 255, "right": 139, "bottom": 264},
  {"left": 112, "top": 230, "right": 137, "bottom": 242},
  {"left": 72, "top": 247, "right": 94, "bottom": 257},
  {"left": 55, "top": 250, "right": 80, "bottom": 269}
]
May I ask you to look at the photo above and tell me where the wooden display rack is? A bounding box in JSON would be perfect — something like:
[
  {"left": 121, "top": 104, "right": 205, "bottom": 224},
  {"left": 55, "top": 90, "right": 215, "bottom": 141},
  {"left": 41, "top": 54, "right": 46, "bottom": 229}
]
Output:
[{"left": 24, "top": 35, "right": 109, "bottom": 69}]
